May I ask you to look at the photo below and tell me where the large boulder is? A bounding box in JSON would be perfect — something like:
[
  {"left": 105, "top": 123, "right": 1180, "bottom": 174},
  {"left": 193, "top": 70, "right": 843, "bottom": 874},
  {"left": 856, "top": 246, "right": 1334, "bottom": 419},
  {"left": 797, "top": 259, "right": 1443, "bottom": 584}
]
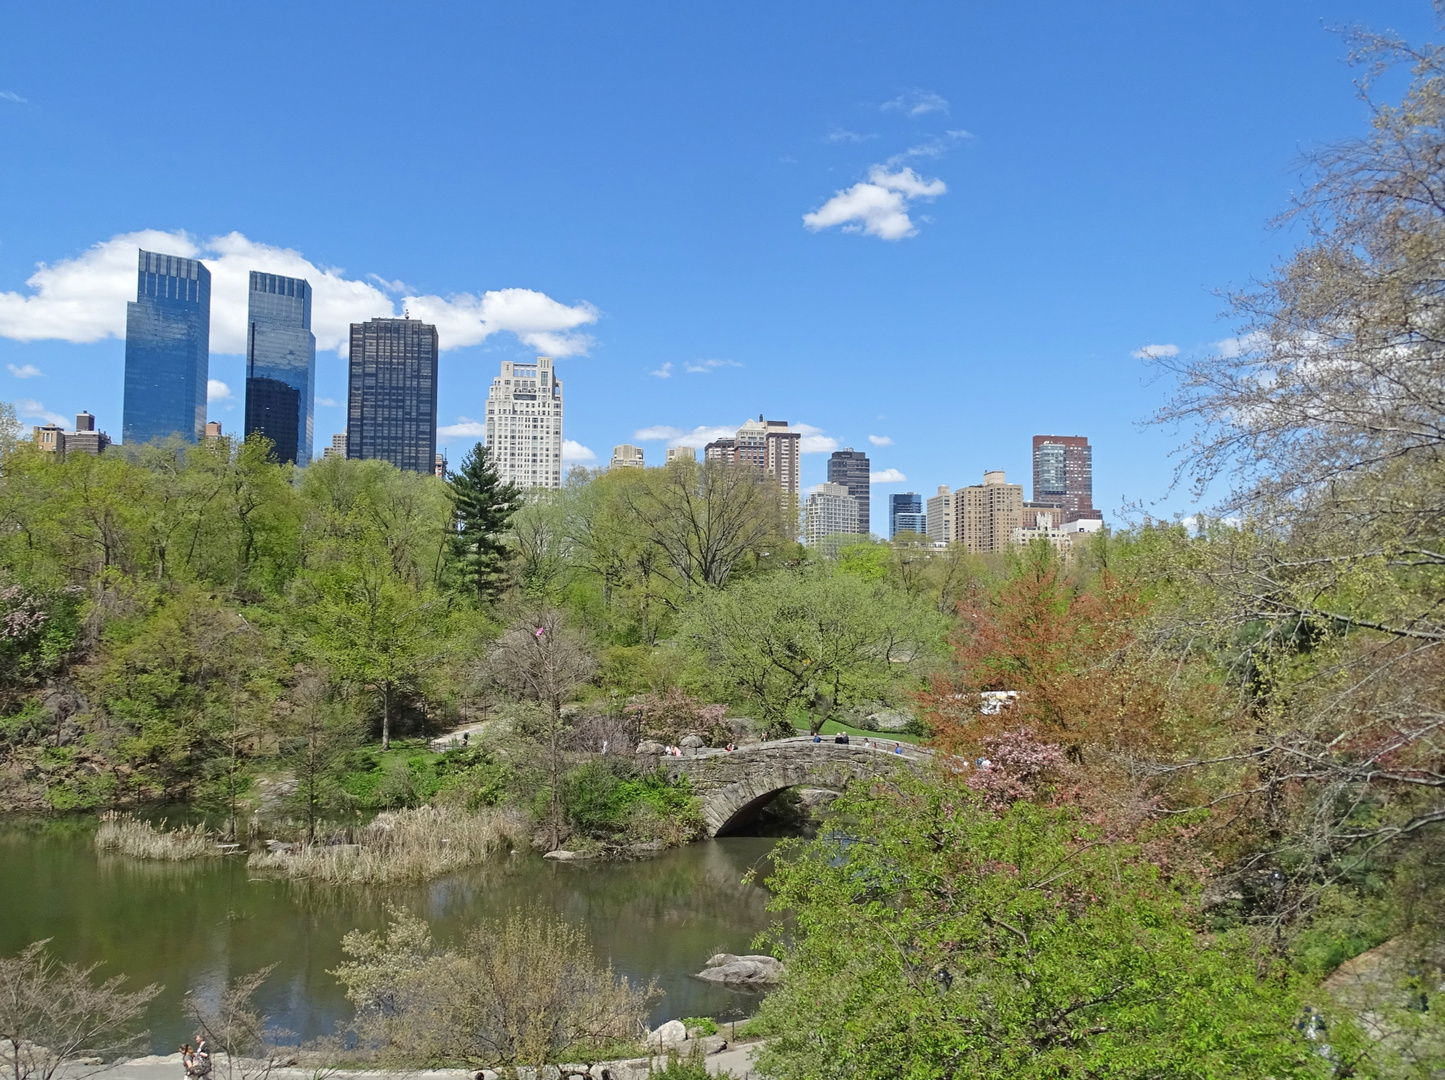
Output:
[
  {"left": 679, "top": 734, "right": 705, "bottom": 748},
  {"left": 694, "top": 953, "right": 784, "bottom": 986},
  {"left": 645, "top": 1019, "right": 688, "bottom": 1049},
  {"left": 635, "top": 740, "right": 665, "bottom": 756}
]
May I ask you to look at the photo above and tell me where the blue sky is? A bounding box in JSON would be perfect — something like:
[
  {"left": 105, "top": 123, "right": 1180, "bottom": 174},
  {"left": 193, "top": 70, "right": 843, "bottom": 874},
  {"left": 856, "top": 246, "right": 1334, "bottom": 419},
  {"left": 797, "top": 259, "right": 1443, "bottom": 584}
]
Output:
[{"left": 0, "top": 1, "right": 1435, "bottom": 532}]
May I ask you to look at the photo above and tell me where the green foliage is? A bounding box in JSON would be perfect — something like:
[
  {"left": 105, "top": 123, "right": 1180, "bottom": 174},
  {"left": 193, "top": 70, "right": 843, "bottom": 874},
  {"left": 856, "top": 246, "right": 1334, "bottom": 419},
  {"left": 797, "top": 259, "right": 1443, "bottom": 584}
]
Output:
[
  {"left": 334, "top": 742, "right": 513, "bottom": 812},
  {"left": 756, "top": 775, "right": 1326, "bottom": 1080},
  {"left": 680, "top": 1016, "right": 718, "bottom": 1036},
  {"left": 561, "top": 758, "right": 703, "bottom": 840},
  {"left": 681, "top": 567, "right": 946, "bottom": 736}
]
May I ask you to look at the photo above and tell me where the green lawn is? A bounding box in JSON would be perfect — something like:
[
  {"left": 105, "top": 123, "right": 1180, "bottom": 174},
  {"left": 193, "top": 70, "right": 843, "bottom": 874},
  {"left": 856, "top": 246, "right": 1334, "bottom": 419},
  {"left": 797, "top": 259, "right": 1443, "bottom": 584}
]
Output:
[{"left": 804, "top": 719, "right": 923, "bottom": 744}]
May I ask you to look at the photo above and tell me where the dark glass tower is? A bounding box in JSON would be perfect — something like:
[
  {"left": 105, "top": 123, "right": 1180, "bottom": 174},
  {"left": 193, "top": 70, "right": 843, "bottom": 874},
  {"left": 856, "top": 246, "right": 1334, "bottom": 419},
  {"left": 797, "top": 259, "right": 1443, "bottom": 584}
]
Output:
[
  {"left": 346, "top": 318, "right": 439, "bottom": 473},
  {"left": 889, "top": 491, "right": 924, "bottom": 538},
  {"left": 244, "top": 377, "right": 300, "bottom": 463},
  {"left": 1031, "top": 435, "right": 1098, "bottom": 519},
  {"left": 123, "top": 250, "right": 210, "bottom": 444},
  {"left": 244, "top": 272, "right": 315, "bottom": 465},
  {"left": 827, "top": 447, "right": 871, "bottom": 534}
]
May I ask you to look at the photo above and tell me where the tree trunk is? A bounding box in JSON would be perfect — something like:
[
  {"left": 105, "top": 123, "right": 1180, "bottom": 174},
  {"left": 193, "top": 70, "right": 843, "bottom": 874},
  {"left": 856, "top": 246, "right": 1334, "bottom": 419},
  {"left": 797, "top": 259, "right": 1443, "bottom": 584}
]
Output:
[
  {"left": 549, "top": 698, "right": 561, "bottom": 851},
  {"left": 382, "top": 685, "right": 392, "bottom": 751}
]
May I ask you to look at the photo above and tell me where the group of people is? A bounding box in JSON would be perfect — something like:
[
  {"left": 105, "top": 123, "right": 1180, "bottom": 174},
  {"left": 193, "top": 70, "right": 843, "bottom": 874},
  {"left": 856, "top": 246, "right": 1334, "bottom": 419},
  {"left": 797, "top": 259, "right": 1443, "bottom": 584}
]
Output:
[{"left": 180, "top": 1035, "right": 211, "bottom": 1078}]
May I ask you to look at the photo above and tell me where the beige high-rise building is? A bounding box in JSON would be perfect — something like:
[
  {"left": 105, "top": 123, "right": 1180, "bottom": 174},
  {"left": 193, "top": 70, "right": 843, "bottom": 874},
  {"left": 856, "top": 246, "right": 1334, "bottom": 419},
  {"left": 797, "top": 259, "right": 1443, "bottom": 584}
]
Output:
[
  {"left": 665, "top": 445, "right": 695, "bottom": 464},
  {"left": 926, "top": 485, "right": 954, "bottom": 544},
  {"left": 484, "top": 356, "right": 564, "bottom": 489},
  {"left": 731, "top": 416, "right": 801, "bottom": 496},
  {"left": 955, "top": 470, "right": 1024, "bottom": 554},
  {"left": 610, "top": 444, "right": 644, "bottom": 470},
  {"left": 323, "top": 432, "right": 347, "bottom": 459}
]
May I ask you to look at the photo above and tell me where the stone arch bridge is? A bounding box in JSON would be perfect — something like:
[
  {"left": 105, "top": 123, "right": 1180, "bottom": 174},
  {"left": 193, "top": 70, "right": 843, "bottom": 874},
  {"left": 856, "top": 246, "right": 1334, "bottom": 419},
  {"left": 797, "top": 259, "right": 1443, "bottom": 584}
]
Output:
[{"left": 652, "top": 737, "right": 929, "bottom": 836}]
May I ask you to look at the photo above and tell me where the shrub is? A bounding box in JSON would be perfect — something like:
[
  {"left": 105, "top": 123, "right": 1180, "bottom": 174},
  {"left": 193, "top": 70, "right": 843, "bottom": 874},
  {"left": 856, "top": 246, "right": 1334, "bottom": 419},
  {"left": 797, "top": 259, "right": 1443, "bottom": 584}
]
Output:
[
  {"left": 334, "top": 908, "right": 657, "bottom": 1068},
  {"left": 562, "top": 760, "right": 704, "bottom": 843},
  {"left": 0, "top": 940, "right": 161, "bottom": 1080},
  {"left": 624, "top": 689, "right": 730, "bottom": 747}
]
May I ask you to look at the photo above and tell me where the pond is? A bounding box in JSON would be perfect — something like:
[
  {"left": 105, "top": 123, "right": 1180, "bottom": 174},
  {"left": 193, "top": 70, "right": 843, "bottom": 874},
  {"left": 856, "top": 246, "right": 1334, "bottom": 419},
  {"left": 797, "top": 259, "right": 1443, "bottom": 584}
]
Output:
[{"left": 0, "top": 819, "right": 783, "bottom": 1053}]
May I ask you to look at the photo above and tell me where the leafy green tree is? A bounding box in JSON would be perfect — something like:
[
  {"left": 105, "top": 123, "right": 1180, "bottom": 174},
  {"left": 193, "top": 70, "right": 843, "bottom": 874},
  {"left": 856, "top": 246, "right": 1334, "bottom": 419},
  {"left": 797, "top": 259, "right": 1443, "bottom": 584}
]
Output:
[
  {"left": 755, "top": 774, "right": 1327, "bottom": 1080},
  {"left": 278, "top": 675, "right": 360, "bottom": 841},
  {"left": 681, "top": 568, "right": 945, "bottom": 737},
  {"left": 449, "top": 443, "right": 521, "bottom": 603},
  {"left": 300, "top": 509, "right": 443, "bottom": 750}
]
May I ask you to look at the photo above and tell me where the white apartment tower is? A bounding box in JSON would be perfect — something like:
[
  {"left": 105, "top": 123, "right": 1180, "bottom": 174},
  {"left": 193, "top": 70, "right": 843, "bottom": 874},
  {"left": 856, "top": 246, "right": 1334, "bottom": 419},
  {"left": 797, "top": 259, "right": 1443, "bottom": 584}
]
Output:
[
  {"left": 484, "top": 356, "right": 563, "bottom": 489},
  {"left": 805, "top": 482, "right": 863, "bottom": 547}
]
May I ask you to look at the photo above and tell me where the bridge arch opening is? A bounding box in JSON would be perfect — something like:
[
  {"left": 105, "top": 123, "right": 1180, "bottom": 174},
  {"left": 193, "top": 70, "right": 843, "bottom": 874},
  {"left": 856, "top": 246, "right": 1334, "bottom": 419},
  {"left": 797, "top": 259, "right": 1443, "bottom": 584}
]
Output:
[{"left": 712, "top": 784, "right": 845, "bottom": 837}]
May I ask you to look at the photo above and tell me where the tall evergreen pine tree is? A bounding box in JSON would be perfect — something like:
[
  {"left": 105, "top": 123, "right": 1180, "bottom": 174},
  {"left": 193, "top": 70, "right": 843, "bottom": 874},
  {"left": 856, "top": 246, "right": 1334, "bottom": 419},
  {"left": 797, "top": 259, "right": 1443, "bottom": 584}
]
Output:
[{"left": 448, "top": 443, "right": 523, "bottom": 602}]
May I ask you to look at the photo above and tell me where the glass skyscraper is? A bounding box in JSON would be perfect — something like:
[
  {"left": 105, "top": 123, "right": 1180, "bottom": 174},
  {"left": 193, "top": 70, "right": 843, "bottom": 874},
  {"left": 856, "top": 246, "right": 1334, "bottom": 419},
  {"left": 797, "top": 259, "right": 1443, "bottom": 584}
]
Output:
[
  {"left": 244, "top": 272, "right": 316, "bottom": 465},
  {"left": 123, "top": 250, "right": 211, "bottom": 444},
  {"left": 889, "top": 491, "right": 925, "bottom": 538},
  {"left": 346, "top": 318, "right": 439, "bottom": 474}
]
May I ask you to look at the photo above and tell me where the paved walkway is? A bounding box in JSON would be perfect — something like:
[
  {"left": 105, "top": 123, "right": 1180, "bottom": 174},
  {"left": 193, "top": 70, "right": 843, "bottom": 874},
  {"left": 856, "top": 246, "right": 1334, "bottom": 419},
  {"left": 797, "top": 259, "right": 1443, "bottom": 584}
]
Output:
[{"left": 67, "top": 1043, "right": 767, "bottom": 1080}]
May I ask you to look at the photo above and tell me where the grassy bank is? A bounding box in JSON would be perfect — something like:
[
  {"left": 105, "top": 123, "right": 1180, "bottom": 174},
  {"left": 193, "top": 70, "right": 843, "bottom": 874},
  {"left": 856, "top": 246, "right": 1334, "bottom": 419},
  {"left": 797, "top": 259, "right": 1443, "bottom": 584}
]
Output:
[{"left": 246, "top": 804, "right": 529, "bottom": 884}]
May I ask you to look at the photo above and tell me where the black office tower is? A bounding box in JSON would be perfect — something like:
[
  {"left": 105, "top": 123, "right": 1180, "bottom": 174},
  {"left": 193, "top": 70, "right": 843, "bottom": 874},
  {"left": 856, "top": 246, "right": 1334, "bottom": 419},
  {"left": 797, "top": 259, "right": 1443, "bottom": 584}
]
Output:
[
  {"left": 244, "top": 377, "right": 300, "bottom": 464},
  {"left": 827, "top": 447, "right": 871, "bottom": 535},
  {"left": 346, "top": 318, "right": 440, "bottom": 473}
]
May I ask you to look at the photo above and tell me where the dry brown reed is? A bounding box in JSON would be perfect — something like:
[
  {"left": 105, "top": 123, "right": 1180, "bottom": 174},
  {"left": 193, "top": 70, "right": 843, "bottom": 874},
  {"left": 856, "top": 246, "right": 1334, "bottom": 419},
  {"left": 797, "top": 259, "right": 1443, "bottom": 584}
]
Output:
[
  {"left": 94, "top": 811, "right": 217, "bottom": 860},
  {"left": 246, "top": 804, "right": 530, "bottom": 885}
]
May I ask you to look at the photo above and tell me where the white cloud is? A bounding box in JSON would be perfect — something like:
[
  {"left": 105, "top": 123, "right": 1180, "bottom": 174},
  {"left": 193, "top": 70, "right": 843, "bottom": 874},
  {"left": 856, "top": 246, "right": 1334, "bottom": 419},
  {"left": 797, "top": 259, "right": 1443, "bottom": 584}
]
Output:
[
  {"left": 650, "top": 362, "right": 673, "bottom": 379},
  {"left": 870, "top": 468, "right": 907, "bottom": 483},
  {"left": 634, "top": 423, "right": 737, "bottom": 448},
  {"left": 0, "top": 230, "right": 600, "bottom": 358},
  {"left": 317, "top": 397, "right": 339, "bottom": 407},
  {"left": 207, "top": 379, "right": 232, "bottom": 402},
  {"left": 1131, "top": 343, "right": 1180, "bottom": 360},
  {"left": 794, "top": 423, "right": 840, "bottom": 454},
  {"left": 0, "top": 91, "right": 26, "bottom": 104},
  {"left": 683, "top": 358, "right": 741, "bottom": 374},
  {"left": 438, "top": 418, "right": 487, "bottom": 439},
  {"left": 803, "top": 166, "right": 946, "bottom": 240},
  {"left": 825, "top": 128, "right": 871, "bottom": 143},
  {"left": 14, "top": 399, "right": 67, "bottom": 427},
  {"left": 7, "top": 363, "right": 41, "bottom": 379},
  {"left": 867, "top": 434, "right": 892, "bottom": 446},
  {"left": 562, "top": 440, "right": 596, "bottom": 463},
  {"left": 1216, "top": 333, "right": 1265, "bottom": 359},
  {"left": 886, "top": 130, "right": 972, "bottom": 167},
  {"left": 402, "top": 286, "right": 598, "bottom": 359},
  {"left": 881, "top": 89, "right": 949, "bottom": 116}
]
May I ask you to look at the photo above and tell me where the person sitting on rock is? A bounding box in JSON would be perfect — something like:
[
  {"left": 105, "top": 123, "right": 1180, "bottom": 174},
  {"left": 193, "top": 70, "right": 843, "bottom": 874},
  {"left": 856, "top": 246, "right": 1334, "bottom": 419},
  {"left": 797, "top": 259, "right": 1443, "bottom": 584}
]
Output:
[{"left": 812, "top": 733, "right": 822, "bottom": 743}]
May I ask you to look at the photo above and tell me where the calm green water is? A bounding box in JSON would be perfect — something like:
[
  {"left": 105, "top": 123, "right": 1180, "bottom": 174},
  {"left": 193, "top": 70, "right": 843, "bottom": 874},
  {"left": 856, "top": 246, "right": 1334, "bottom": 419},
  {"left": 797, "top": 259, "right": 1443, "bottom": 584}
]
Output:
[{"left": 0, "top": 819, "right": 781, "bottom": 1053}]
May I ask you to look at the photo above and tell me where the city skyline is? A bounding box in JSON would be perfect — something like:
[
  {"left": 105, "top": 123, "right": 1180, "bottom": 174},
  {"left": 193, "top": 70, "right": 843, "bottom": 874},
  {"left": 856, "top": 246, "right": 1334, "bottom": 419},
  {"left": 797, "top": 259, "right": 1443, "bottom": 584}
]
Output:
[{"left": 5, "top": 4, "right": 1425, "bottom": 533}]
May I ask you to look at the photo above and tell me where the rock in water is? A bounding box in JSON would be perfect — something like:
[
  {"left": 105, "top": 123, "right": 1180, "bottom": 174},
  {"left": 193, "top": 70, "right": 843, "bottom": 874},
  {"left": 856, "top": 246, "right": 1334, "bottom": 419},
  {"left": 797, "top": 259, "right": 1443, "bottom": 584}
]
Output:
[{"left": 694, "top": 952, "right": 784, "bottom": 985}]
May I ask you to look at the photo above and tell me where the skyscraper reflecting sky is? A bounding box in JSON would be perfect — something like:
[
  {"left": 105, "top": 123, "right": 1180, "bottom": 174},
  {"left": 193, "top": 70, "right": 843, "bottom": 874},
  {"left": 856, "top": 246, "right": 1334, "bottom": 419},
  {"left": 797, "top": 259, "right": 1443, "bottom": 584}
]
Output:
[
  {"left": 347, "top": 318, "right": 439, "bottom": 473},
  {"left": 244, "top": 272, "right": 315, "bottom": 465},
  {"left": 123, "top": 250, "right": 210, "bottom": 445}
]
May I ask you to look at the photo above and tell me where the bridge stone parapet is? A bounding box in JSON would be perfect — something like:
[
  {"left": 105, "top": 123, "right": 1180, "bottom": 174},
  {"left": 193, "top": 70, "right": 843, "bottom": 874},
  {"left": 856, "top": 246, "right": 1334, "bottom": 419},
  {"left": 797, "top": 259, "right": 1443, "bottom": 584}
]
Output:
[{"left": 651, "top": 736, "right": 928, "bottom": 836}]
